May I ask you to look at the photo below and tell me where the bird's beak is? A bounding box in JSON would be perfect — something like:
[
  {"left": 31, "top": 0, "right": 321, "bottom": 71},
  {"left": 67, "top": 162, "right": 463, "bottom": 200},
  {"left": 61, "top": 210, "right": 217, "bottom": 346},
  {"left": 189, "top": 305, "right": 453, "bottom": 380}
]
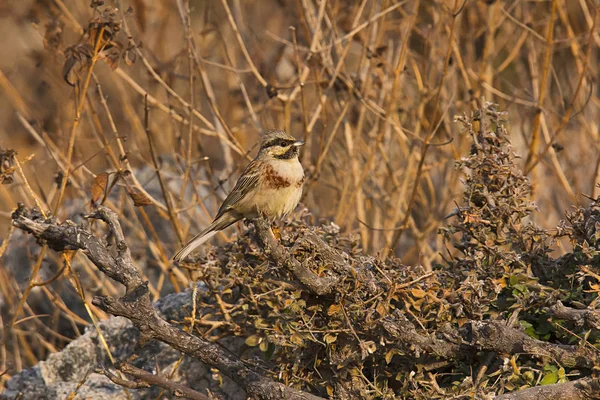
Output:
[{"left": 293, "top": 140, "right": 305, "bottom": 147}]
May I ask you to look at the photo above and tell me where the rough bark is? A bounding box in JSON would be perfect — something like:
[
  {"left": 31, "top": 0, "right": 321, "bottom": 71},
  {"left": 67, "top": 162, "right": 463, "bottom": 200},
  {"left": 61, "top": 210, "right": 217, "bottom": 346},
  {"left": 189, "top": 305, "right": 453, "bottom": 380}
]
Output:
[
  {"left": 467, "top": 320, "right": 598, "bottom": 369},
  {"left": 253, "top": 218, "right": 341, "bottom": 295},
  {"left": 494, "top": 377, "right": 600, "bottom": 400},
  {"left": 547, "top": 301, "right": 600, "bottom": 330}
]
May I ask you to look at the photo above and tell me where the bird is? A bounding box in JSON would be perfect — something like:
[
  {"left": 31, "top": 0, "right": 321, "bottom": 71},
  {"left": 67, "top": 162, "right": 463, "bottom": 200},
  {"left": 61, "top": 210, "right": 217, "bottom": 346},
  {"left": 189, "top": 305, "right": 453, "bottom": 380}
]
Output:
[{"left": 173, "top": 130, "right": 305, "bottom": 262}]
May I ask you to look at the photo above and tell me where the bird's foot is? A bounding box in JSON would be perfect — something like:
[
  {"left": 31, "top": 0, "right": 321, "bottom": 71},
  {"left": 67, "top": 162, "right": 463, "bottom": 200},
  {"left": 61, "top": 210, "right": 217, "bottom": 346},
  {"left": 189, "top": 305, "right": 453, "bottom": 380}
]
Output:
[{"left": 271, "top": 224, "right": 282, "bottom": 240}]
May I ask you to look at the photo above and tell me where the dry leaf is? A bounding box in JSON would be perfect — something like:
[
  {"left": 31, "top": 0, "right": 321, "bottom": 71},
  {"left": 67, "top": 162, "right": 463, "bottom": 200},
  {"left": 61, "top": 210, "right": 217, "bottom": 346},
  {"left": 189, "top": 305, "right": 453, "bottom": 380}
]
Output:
[
  {"left": 289, "top": 333, "right": 304, "bottom": 346},
  {"left": 324, "top": 333, "right": 337, "bottom": 344},
  {"left": 0, "top": 149, "right": 16, "bottom": 184},
  {"left": 91, "top": 173, "right": 109, "bottom": 204},
  {"left": 63, "top": 43, "right": 93, "bottom": 86},
  {"left": 385, "top": 350, "right": 396, "bottom": 364},
  {"left": 376, "top": 301, "right": 387, "bottom": 316},
  {"left": 328, "top": 303, "right": 341, "bottom": 316},
  {"left": 245, "top": 335, "right": 260, "bottom": 347},
  {"left": 259, "top": 339, "right": 269, "bottom": 352},
  {"left": 123, "top": 44, "right": 137, "bottom": 66},
  {"left": 127, "top": 187, "right": 153, "bottom": 207}
]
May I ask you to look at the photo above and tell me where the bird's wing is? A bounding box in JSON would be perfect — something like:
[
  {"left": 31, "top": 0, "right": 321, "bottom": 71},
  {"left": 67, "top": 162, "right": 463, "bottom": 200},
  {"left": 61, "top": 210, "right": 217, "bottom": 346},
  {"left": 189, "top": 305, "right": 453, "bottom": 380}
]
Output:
[{"left": 215, "top": 160, "right": 261, "bottom": 219}]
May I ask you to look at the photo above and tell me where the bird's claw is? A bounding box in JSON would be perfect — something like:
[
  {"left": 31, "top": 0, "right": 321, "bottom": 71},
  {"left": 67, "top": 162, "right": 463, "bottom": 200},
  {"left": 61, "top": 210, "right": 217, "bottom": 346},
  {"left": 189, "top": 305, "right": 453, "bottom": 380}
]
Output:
[{"left": 272, "top": 224, "right": 281, "bottom": 240}]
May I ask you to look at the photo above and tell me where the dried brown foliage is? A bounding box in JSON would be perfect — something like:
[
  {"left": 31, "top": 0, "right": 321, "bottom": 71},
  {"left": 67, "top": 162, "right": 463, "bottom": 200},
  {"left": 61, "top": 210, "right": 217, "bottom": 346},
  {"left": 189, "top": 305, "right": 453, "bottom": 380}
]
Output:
[
  {"left": 1, "top": 0, "right": 600, "bottom": 398},
  {"left": 171, "top": 102, "right": 599, "bottom": 398}
]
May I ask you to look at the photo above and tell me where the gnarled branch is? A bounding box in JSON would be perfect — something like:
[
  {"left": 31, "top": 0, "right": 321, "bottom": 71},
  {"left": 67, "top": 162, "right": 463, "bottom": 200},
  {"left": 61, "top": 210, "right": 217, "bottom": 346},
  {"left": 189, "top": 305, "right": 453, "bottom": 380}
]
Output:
[
  {"left": 467, "top": 320, "right": 598, "bottom": 369},
  {"left": 547, "top": 301, "right": 600, "bottom": 330},
  {"left": 12, "top": 204, "right": 324, "bottom": 400},
  {"left": 253, "top": 218, "right": 340, "bottom": 295}
]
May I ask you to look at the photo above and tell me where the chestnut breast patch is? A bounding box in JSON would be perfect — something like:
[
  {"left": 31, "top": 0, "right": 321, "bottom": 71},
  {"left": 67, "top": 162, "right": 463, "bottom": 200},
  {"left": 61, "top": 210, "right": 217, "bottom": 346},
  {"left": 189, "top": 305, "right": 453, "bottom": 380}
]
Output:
[{"left": 264, "top": 164, "right": 293, "bottom": 189}]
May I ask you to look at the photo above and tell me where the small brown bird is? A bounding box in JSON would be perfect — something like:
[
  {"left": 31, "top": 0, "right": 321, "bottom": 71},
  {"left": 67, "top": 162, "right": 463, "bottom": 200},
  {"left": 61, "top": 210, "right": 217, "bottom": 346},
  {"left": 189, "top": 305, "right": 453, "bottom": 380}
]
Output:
[{"left": 173, "top": 130, "right": 305, "bottom": 262}]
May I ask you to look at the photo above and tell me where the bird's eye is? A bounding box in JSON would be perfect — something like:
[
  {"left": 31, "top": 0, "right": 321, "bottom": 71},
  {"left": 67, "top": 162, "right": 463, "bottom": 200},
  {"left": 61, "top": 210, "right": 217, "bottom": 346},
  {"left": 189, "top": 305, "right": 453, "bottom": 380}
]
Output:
[{"left": 277, "top": 139, "right": 286, "bottom": 147}]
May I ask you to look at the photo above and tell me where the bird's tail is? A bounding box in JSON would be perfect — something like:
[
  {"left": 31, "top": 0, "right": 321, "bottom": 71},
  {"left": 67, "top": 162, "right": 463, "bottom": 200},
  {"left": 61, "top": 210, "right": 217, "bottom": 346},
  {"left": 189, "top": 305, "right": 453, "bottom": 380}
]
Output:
[{"left": 172, "top": 213, "right": 240, "bottom": 262}]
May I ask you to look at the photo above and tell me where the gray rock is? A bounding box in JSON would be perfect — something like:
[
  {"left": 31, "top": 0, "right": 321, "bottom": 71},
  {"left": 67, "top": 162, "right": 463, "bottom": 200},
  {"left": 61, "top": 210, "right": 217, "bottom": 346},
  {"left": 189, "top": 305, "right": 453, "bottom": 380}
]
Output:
[{"left": 2, "top": 287, "right": 245, "bottom": 400}]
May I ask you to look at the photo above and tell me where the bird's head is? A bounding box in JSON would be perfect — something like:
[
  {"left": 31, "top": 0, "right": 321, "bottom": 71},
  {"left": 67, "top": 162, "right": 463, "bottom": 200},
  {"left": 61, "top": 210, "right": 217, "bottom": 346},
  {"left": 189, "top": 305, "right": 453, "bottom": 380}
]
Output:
[{"left": 258, "top": 130, "right": 305, "bottom": 160}]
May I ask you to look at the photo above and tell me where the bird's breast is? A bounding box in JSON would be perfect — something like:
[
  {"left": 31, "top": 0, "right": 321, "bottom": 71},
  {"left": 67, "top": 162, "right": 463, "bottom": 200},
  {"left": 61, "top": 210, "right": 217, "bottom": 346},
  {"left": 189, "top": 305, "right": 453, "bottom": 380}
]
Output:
[
  {"left": 251, "top": 158, "right": 304, "bottom": 219},
  {"left": 263, "top": 159, "right": 304, "bottom": 189}
]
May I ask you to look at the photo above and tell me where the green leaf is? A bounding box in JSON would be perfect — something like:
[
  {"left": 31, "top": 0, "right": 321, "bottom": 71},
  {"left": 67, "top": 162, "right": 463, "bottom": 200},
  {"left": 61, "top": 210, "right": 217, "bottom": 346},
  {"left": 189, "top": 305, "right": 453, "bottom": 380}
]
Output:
[
  {"left": 523, "top": 371, "right": 535, "bottom": 383},
  {"left": 524, "top": 327, "right": 539, "bottom": 339},
  {"left": 264, "top": 342, "right": 275, "bottom": 360},
  {"left": 540, "top": 371, "right": 558, "bottom": 385},
  {"left": 543, "top": 364, "right": 558, "bottom": 373},
  {"left": 519, "top": 321, "right": 539, "bottom": 339},
  {"left": 519, "top": 321, "right": 533, "bottom": 329},
  {"left": 513, "top": 283, "right": 527, "bottom": 293}
]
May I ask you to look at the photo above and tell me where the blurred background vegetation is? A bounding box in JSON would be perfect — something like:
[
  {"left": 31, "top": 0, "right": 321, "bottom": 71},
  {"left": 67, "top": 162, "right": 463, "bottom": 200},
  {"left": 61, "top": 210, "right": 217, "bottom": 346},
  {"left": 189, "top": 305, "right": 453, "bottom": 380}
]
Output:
[{"left": 0, "top": 0, "right": 599, "bottom": 396}]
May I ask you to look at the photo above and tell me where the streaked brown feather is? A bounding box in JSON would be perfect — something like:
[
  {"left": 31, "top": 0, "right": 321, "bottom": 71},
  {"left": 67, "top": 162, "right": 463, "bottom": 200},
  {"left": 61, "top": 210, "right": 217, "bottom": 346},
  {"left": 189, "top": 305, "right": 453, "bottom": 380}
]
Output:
[{"left": 215, "top": 160, "right": 261, "bottom": 219}]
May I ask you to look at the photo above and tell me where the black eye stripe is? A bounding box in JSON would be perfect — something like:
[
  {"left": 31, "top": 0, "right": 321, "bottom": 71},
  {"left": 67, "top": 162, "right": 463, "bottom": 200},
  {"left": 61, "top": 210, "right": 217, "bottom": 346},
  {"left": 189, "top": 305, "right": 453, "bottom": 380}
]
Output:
[{"left": 263, "top": 138, "right": 294, "bottom": 148}]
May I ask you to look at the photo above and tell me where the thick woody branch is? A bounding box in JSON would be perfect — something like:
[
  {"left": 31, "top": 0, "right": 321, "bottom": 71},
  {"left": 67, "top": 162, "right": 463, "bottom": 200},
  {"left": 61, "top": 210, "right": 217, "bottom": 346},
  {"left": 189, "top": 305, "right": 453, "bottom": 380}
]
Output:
[
  {"left": 11, "top": 204, "right": 143, "bottom": 290},
  {"left": 384, "top": 315, "right": 598, "bottom": 370},
  {"left": 382, "top": 312, "right": 472, "bottom": 360},
  {"left": 494, "top": 377, "right": 600, "bottom": 400},
  {"left": 253, "top": 218, "right": 340, "bottom": 295},
  {"left": 466, "top": 320, "right": 598, "bottom": 369},
  {"left": 547, "top": 301, "right": 600, "bottom": 330},
  {"left": 111, "top": 363, "right": 210, "bottom": 400},
  {"left": 11, "top": 205, "right": 324, "bottom": 400}
]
